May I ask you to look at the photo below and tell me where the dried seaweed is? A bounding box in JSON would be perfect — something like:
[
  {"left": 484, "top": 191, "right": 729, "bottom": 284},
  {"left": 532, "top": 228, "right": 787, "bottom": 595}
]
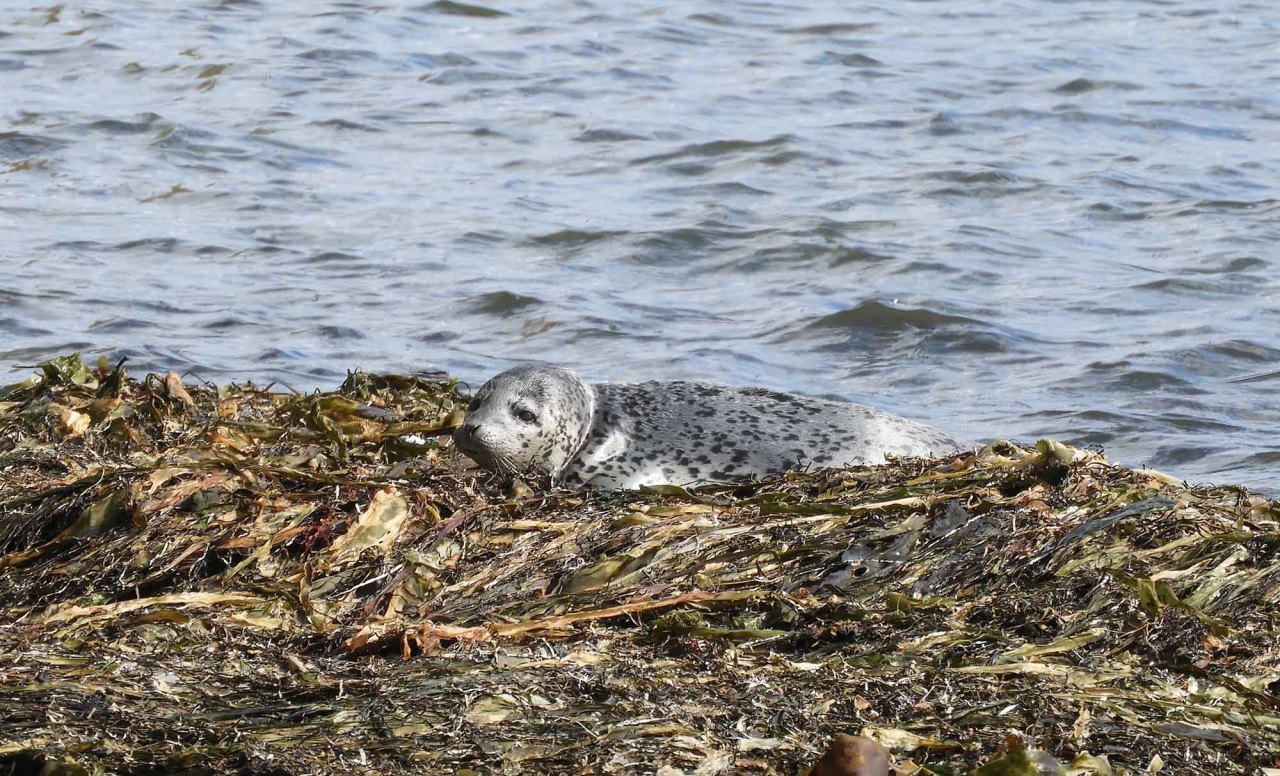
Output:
[{"left": 2, "top": 355, "right": 1278, "bottom": 774}]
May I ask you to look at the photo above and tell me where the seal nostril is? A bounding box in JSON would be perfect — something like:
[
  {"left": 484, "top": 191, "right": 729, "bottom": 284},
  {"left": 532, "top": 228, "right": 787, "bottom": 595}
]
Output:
[{"left": 463, "top": 422, "right": 480, "bottom": 438}]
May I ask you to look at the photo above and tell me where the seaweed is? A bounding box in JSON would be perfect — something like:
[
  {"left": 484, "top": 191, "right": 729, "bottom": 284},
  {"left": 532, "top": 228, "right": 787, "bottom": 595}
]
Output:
[{"left": 1, "top": 355, "right": 1278, "bottom": 774}]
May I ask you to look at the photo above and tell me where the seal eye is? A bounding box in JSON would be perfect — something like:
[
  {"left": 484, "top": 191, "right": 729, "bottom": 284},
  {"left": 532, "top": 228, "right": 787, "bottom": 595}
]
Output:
[
  {"left": 513, "top": 407, "right": 537, "bottom": 424},
  {"left": 467, "top": 398, "right": 481, "bottom": 412}
]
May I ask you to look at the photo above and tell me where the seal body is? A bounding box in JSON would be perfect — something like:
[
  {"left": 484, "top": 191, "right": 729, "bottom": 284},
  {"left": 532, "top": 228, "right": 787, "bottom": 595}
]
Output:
[{"left": 454, "top": 364, "right": 970, "bottom": 490}]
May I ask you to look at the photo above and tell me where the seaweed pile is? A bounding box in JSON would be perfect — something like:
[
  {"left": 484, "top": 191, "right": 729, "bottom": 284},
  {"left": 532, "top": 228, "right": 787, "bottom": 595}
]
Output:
[{"left": 2, "top": 356, "right": 1278, "bottom": 774}]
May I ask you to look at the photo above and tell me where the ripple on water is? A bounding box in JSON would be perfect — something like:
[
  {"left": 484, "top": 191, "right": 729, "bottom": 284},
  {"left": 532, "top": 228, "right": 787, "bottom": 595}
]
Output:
[
  {"left": 776, "top": 300, "right": 1022, "bottom": 357},
  {"left": 313, "top": 325, "right": 366, "bottom": 340},
  {"left": 244, "top": 133, "right": 347, "bottom": 170},
  {"left": 86, "top": 114, "right": 163, "bottom": 134},
  {"left": 0, "top": 318, "right": 52, "bottom": 337},
  {"left": 0, "top": 290, "right": 34, "bottom": 310},
  {"left": 778, "top": 23, "right": 877, "bottom": 35},
  {"left": 310, "top": 118, "right": 383, "bottom": 132},
  {"left": 0, "top": 131, "right": 68, "bottom": 159},
  {"left": 1232, "top": 451, "right": 1280, "bottom": 468},
  {"left": 631, "top": 135, "right": 792, "bottom": 166},
  {"left": 809, "top": 51, "right": 885, "bottom": 68},
  {"left": 634, "top": 224, "right": 771, "bottom": 262},
  {"left": 88, "top": 318, "right": 160, "bottom": 333},
  {"left": 460, "top": 291, "right": 543, "bottom": 316},
  {"left": 1132, "top": 341, "right": 1280, "bottom": 391},
  {"left": 131, "top": 299, "right": 200, "bottom": 315},
  {"left": 1147, "top": 444, "right": 1226, "bottom": 468},
  {"left": 110, "top": 237, "right": 185, "bottom": 253},
  {"left": 153, "top": 126, "right": 252, "bottom": 164},
  {"left": 1205, "top": 340, "right": 1280, "bottom": 363},
  {"left": 1073, "top": 362, "right": 1208, "bottom": 396},
  {"left": 525, "top": 229, "right": 627, "bottom": 248},
  {"left": 206, "top": 316, "right": 264, "bottom": 331},
  {"left": 804, "top": 301, "right": 985, "bottom": 334},
  {"left": 274, "top": 252, "right": 379, "bottom": 280},
  {"left": 302, "top": 251, "right": 367, "bottom": 264},
  {"left": 421, "top": 66, "right": 526, "bottom": 86},
  {"left": 1051, "top": 78, "right": 1141, "bottom": 94},
  {"left": 1189, "top": 256, "right": 1269, "bottom": 274},
  {"left": 655, "top": 182, "right": 773, "bottom": 199},
  {"left": 1179, "top": 198, "right": 1280, "bottom": 217},
  {"left": 1132, "top": 277, "right": 1240, "bottom": 296},
  {"left": 1, "top": 343, "right": 97, "bottom": 363},
  {"left": 573, "top": 128, "right": 648, "bottom": 143},
  {"left": 1230, "top": 369, "right": 1280, "bottom": 385},
  {"left": 420, "top": 1, "right": 509, "bottom": 19},
  {"left": 919, "top": 168, "right": 1043, "bottom": 199},
  {"left": 986, "top": 107, "right": 1250, "bottom": 141},
  {"left": 297, "top": 48, "right": 379, "bottom": 63}
]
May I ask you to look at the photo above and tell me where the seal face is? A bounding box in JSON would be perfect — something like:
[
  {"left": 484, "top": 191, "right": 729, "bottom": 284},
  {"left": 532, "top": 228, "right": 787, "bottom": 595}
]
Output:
[
  {"left": 455, "top": 364, "right": 971, "bottom": 490},
  {"left": 453, "top": 364, "right": 594, "bottom": 483}
]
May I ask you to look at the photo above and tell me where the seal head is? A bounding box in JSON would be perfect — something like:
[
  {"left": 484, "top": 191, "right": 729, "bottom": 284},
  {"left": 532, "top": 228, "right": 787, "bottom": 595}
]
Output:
[{"left": 453, "top": 364, "right": 594, "bottom": 482}]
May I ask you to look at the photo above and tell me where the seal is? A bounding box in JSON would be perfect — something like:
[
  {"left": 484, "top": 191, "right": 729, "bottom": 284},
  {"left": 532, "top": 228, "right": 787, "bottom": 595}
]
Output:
[{"left": 453, "top": 364, "right": 971, "bottom": 490}]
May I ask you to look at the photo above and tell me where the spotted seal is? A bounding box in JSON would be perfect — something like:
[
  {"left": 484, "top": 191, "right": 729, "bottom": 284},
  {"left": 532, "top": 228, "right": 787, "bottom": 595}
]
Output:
[{"left": 453, "top": 364, "right": 971, "bottom": 490}]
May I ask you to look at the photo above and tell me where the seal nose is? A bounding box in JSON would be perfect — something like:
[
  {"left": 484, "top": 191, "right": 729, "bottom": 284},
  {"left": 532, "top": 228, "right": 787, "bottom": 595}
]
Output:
[{"left": 454, "top": 421, "right": 481, "bottom": 454}]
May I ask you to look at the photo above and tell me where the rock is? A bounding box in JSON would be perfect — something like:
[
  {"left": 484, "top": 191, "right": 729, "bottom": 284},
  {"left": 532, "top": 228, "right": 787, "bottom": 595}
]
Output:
[{"left": 810, "top": 734, "right": 891, "bottom": 776}]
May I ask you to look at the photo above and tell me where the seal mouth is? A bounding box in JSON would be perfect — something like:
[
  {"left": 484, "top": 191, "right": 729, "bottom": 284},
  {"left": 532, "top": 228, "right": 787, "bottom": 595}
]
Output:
[
  {"left": 453, "top": 430, "right": 496, "bottom": 468},
  {"left": 452, "top": 427, "right": 480, "bottom": 457},
  {"left": 453, "top": 429, "right": 525, "bottom": 480}
]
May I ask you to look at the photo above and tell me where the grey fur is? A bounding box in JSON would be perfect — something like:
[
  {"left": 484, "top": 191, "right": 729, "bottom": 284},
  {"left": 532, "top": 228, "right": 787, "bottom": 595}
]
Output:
[{"left": 454, "top": 364, "right": 972, "bottom": 490}]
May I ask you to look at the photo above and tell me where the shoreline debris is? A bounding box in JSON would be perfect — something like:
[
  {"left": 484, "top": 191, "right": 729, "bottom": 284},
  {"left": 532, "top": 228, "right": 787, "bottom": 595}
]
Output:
[{"left": 2, "top": 355, "right": 1277, "bottom": 774}]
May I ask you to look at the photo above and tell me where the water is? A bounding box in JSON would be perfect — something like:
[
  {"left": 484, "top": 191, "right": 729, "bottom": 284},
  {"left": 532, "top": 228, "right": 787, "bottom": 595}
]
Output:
[{"left": 2, "top": 1, "right": 1278, "bottom": 491}]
